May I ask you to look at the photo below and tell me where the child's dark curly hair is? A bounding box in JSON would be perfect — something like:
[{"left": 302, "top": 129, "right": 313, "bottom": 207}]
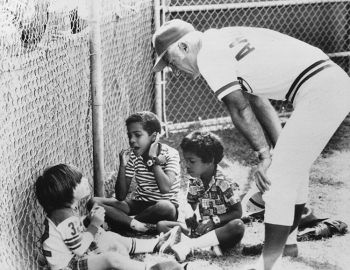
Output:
[
  {"left": 125, "top": 111, "right": 161, "bottom": 135},
  {"left": 180, "top": 131, "right": 224, "bottom": 164}
]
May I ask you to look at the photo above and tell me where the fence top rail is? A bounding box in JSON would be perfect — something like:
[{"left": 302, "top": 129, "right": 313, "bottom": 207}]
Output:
[{"left": 161, "top": 0, "right": 350, "bottom": 13}]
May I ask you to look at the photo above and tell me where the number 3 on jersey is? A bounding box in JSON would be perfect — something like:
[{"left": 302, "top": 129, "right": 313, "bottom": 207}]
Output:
[{"left": 68, "top": 222, "right": 77, "bottom": 235}]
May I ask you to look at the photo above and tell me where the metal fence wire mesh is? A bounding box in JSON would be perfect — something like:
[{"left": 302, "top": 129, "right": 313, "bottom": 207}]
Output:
[
  {"left": 162, "top": 0, "right": 350, "bottom": 127},
  {"left": 101, "top": 0, "right": 155, "bottom": 194},
  {"left": 0, "top": 0, "right": 154, "bottom": 269}
]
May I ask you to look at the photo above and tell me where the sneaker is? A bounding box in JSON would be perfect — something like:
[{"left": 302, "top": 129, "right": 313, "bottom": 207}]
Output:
[
  {"left": 154, "top": 226, "right": 182, "bottom": 254},
  {"left": 171, "top": 243, "right": 191, "bottom": 262}
]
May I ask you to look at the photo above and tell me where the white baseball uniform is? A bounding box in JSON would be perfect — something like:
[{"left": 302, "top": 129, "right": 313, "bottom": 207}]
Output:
[{"left": 197, "top": 27, "right": 350, "bottom": 225}]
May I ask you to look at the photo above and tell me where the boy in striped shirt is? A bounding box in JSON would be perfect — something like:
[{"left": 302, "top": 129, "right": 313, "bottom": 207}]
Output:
[{"left": 91, "top": 111, "right": 181, "bottom": 233}]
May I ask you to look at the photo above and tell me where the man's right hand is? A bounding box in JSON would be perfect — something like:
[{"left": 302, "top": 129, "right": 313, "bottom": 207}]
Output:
[{"left": 254, "top": 156, "right": 272, "bottom": 193}]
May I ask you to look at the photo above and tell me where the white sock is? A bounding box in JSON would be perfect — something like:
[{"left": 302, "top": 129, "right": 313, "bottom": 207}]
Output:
[
  {"left": 129, "top": 238, "right": 158, "bottom": 254},
  {"left": 130, "top": 219, "right": 148, "bottom": 232},
  {"left": 286, "top": 228, "right": 298, "bottom": 245},
  {"left": 183, "top": 230, "right": 219, "bottom": 250},
  {"left": 181, "top": 233, "right": 190, "bottom": 242}
]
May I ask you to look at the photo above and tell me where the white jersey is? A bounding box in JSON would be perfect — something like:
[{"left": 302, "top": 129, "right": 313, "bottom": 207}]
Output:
[
  {"left": 41, "top": 217, "right": 83, "bottom": 270},
  {"left": 42, "top": 215, "right": 101, "bottom": 270},
  {"left": 197, "top": 27, "right": 332, "bottom": 103}
]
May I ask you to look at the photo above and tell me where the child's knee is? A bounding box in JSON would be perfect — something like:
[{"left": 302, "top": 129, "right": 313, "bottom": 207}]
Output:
[
  {"left": 87, "top": 197, "right": 103, "bottom": 210},
  {"left": 155, "top": 200, "right": 176, "bottom": 217},
  {"left": 227, "top": 219, "right": 245, "bottom": 238}
]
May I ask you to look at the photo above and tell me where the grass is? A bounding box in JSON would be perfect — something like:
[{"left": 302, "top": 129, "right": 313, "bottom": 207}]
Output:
[{"left": 141, "top": 114, "right": 350, "bottom": 270}]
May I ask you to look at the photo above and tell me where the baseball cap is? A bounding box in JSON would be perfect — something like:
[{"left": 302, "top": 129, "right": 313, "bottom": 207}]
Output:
[{"left": 152, "top": 19, "right": 195, "bottom": 72}]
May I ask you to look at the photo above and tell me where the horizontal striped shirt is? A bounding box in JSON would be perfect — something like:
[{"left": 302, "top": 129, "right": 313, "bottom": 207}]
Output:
[{"left": 125, "top": 143, "right": 181, "bottom": 206}]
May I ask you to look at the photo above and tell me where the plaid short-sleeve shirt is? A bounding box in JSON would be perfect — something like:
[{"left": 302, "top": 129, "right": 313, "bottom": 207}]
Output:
[{"left": 187, "top": 166, "right": 241, "bottom": 221}]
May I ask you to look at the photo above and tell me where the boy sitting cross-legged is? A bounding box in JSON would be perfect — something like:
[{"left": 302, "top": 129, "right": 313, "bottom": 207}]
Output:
[
  {"left": 89, "top": 111, "right": 181, "bottom": 233},
  {"left": 157, "top": 131, "right": 245, "bottom": 261}
]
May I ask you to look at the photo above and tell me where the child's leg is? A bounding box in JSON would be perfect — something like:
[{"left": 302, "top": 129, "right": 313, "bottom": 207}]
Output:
[
  {"left": 135, "top": 200, "right": 177, "bottom": 224},
  {"left": 157, "top": 220, "right": 190, "bottom": 236},
  {"left": 214, "top": 219, "right": 245, "bottom": 249},
  {"left": 88, "top": 198, "right": 153, "bottom": 232},
  {"left": 88, "top": 197, "right": 133, "bottom": 230},
  {"left": 86, "top": 252, "right": 146, "bottom": 270},
  {"left": 98, "top": 229, "right": 186, "bottom": 255},
  {"left": 171, "top": 219, "right": 245, "bottom": 261}
]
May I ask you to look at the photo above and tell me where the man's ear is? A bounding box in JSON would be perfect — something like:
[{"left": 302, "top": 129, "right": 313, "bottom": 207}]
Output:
[{"left": 178, "top": 41, "right": 189, "bottom": 53}]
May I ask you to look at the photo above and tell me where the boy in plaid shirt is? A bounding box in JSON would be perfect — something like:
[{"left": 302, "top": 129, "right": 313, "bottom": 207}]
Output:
[{"left": 157, "top": 131, "right": 245, "bottom": 261}]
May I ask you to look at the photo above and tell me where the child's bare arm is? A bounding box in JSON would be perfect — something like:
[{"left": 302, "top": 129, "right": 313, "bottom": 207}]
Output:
[
  {"left": 149, "top": 138, "right": 179, "bottom": 193},
  {"left": 115, "top": 148, "right": 133, "bottom": 200},
  {"left": 152, "top": 166, "right": 175, "bottom": 193}
]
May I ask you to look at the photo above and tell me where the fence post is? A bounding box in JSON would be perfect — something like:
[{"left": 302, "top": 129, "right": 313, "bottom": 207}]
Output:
[
  {"left": 154, "top": 0, "right": 163, "bottom": 122},
  {"left": 89, "top": 0, "right": 104, "bottom": 197}
]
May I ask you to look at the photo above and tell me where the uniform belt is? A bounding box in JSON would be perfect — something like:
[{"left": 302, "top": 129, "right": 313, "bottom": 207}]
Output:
[{"left": 285, "top": 59, "right": 333, "bottom": 103}]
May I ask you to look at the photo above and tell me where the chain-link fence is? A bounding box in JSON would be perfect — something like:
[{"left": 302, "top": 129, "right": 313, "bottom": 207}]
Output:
[
  {"left": 0, "top": 0, "right": 155, "bottom": 269},
  {"left": 101, "top": 0, "right": 156, "bottom": 193},
  {"left": 159, "top": 0, "right": 350, "bottom": 130}
]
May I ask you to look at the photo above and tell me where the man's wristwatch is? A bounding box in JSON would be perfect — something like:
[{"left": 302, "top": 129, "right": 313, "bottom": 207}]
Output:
[{"left": 211, "top": 215, "right": 221, "bottom": 225}]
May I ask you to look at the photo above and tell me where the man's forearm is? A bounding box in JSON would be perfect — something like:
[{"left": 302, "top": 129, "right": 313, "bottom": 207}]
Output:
[
  {"left": 224, "top": 96, "right": 270, "bottom": 152},
  {"left": 245, "top": 94, "right": 282, "bottom": 147}
]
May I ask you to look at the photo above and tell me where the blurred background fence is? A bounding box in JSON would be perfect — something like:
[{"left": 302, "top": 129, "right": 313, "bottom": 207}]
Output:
[
  {"left": 0, "top": 0, "right": 154, "bottom": 269},
  {"left": 158, "top": 0, "right": 350, "bottom": 131}
]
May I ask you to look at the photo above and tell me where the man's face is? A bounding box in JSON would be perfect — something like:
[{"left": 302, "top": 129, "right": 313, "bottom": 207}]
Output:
[
  {"left": 127, "top": 122, "right": 154, "bottom": 156},
  {"left": 165, "top": 42, "right": 200, "bottom": 79}
]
